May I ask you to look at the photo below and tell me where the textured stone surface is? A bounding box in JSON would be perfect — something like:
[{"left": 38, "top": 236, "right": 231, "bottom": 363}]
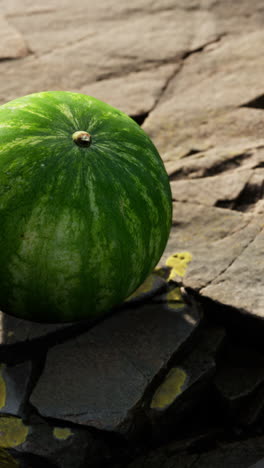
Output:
[
  {"left": 30, "top": 300, "right": 200, "bottom": 433},
  {"left": 0, "top": 361, "right": 32, "bottom": 417},
  {"left": 0, "top": 312, "right": 71, "bottom": 346},
  {"left": 0, "top": 15, "right": 29, "bottom": 59},
  {"left": 13, "top": 415, "right": 110, "bottom": 468},
  {"left": 150, "top": 326, "right": 225, "bottom": 413}
]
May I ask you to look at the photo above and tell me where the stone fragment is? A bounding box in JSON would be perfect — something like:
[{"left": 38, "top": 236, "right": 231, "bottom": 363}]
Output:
[
  {"left": 0, "top": 361, "right": 32, "bottom": 417},
  {"left": 0, "top": 312, "right": 72, "bottom": 346},
  {"left": 125, "top": 273, "right": 167, "bottom": 304},
  {"left": 0, "top": 15, "right": 29, "bottom": 59},
  {"left": 30, "top": 300, "right": 200, "bottom": 434},
  {"left": 200, "top": 226, "right": 264, "bottom": 317},
  {"left": 165, "top": 144, "right": 264, "bottom": 181},
  {"left": 14, "top": 414, "right": 111, "bottom": 468},
  {"left": 170, "top": 170, "right": 251, "bottom": 207},
  {"left": 150, "top": 326, "right": 225, "bottom": 416},
  {"left": 158, "top": 198, "right": 264, "bottom": 320}
]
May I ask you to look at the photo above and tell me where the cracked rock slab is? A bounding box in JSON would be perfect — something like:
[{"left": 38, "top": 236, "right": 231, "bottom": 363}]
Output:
[
  {"left": 158, "top": 144, "right": 264, "bottom": 320},
  {"left": 143, "top": 31, "right": 264, "bottom": 153},
  {"left": 149, "top": 325, "right": 225, "bottom": 421},
  {"left": 0, "top": 9, "right": 218, "bottom": 104},
  {"left": 78, "top": 64, "right": 178, "bottom": 118},
  {"left": 30, "top": 300, "right": 200, "bottom": 434},
  {"left": 159, "top": 201, "right": 256, "bottom": 283},
  {"left": 14, "top": 414, "right": 110, "bottom": 468},
  {"left": 170, "top": 170, "right": 251, "bottom": 207},
  {"left": 201, "top": 226, "right": 264, "bottom": 317}
]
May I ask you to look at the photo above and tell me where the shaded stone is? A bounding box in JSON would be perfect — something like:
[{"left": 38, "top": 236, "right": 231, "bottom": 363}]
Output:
[
  {"left": 0, "top": 15, "right": 29, "bottom": 60},
  {"left": 30, "top": 300, "right": 200, "bottom": 434},
  {"left": 249, "top": 459, "right": 264, "bottom": 468},
  {"left": 214, "top": 343, "right": 264, "bottom": 421},
  {"left": 0, "top": 312, "right": 72, "bottom": 346},
  {"left": 125, "top": 273, "right": 167, "bottom": 304},
  {"left": 13, "top": 414, "right": 111, "bottom": 468},
  {"left": 148, "top": 326, "right": 225, "bottom": 428},
  {"left": 165, "top": 143, "right": 264, "bottom": 180},
  {"left": 0, "top": 361, "right": 32, "bottom": 417},
  {"left": 126, "top": 436, "right": 264, "bottom": 468},
  {"left": 170, "top": 170, "right": 251, "bottom": 207}
]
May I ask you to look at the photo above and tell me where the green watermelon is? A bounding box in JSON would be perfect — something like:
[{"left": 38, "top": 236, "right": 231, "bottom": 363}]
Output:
[{"left": 0, "top": 91, "right": 172, "bottom": 322}]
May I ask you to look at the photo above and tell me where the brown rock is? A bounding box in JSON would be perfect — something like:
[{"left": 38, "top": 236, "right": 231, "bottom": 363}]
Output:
[
  {"left": 143, "top": 31, "right": 264, "bottom": 153},
  {"left": 78, "top": 64, "right": 178, "bottom": 117},
  {"left": 0, "top": 15, "right": 29, "bottom": 59}
]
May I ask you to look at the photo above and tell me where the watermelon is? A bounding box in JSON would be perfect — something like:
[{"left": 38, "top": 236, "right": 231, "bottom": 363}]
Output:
[{"left": 0, "top": 91, "right": 172, "bottom": 323}]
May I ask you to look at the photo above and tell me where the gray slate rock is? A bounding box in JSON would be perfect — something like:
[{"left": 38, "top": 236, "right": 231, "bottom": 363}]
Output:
[
  {"left": 30, "top": 300, "right": 200, "bottom": 434},
  {"left": 0, "top": 361, "right": 32, "bottom": 417},
  {"left": 13, "top": 414, "right": 111, "bottom": 468},
  {"left": 149, "top": 326, "right": 225, "bottom": 432}
]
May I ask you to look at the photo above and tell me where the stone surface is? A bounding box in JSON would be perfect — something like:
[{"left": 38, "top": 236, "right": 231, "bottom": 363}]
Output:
[
  {"left": 143, "top": 31, "right": 264, "bottom": 152},
  {"left": 30, "top": 300, "right": 200, "bottom": 433},
  {"left": 0, "top": 312, "right": 71, "bottom": 346},
  {"left": 0, "top": 361, "right": 32, "bottom": 417},
  {"left": 249, "top": 459, "right": 264, "bottom": 468},
  {"left": 0, "top": 8, "right": 219, "bottom": 105},
  {"left": 13, "top": 414, "right": 111, "bottom": 468},
  {"left": 147, "top": 325, "right": 225, "bottom": 441},
  {"left": 79, "top": 64, "right": 178, "bottom": 118},
  {"left": 150, "top": 325, "right": 225, "bottom": 413},
  {"left": 0, "top": 15, "right": 29, "bottom": 60},
  {"left": 0, "top": 273, "right": 166, "bottom": 347},
  {"left": 158, "top": 152, "right": 264, "bottom": 319}
]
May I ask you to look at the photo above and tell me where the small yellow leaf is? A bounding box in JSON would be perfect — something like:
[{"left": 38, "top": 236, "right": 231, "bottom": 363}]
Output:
[{"left": 166, "top": 252, "right": 192, "bottom": 279}]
